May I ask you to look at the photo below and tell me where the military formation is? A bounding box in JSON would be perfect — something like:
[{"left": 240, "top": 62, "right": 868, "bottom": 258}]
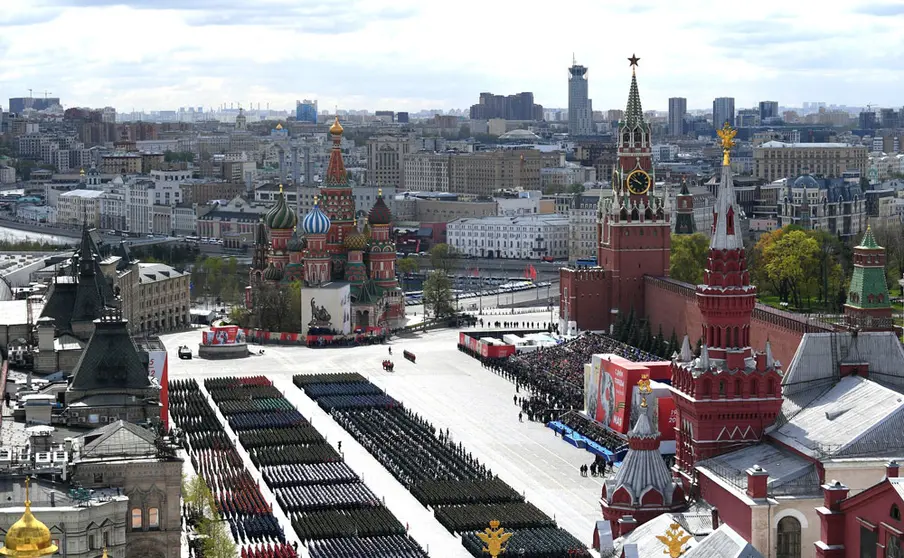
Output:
[
  {"left": 203, "top": 376, "right": 428, "bottom": 558},
  {"left": 295, "top": 373, "right": 590, "bottom": 558}
]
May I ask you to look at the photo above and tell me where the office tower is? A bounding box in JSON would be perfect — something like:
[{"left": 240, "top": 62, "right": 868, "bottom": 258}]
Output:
[
  {"left": 296, "top": 99, "right": 317, "bottom": 124},
  {"left": 568, "top": 59, "right": 593, "bottom": 136},
  {"left": 668, "top": 97, "right": 687, "bottom": 137},
  {"left": 880, "top": 108, "right": 899, "bottom": 129},
  {"left": 469, "top": 92, "right": 543, "bottom": 121},
  {"left": 712, "top": 97, "right": 735, "bottom": 128},
  {"left": 859, "top": 110, "right": 878, "bottom": 130},
  {"left": 758, "top": 101, "right": 779, "bottom": 121}
]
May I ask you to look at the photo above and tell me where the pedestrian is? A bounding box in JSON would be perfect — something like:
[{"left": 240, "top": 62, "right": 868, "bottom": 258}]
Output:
[
  {"left": 338, "top": 440, "right": 342, "bottom": 452},
  {"left": 518, "top": 411, "right": 523, "bottom": 423},
  {"left": 513, "top": 395, "right": 518, "bottom": 406}
]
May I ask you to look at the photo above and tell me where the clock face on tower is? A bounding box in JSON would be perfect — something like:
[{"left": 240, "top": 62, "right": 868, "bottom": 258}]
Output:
[{"left": 626, "top": 170, "right": 652, "bottom": 195}]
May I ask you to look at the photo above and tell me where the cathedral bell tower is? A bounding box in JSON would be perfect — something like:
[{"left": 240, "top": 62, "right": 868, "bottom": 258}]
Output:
[{"left": 597, "top": 54, "right": 671, "bottom": 326}]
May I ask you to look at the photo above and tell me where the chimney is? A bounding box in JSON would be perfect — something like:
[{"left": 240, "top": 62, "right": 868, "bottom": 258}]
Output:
[
  {"left": 618, "top": 516, "right": 638, "bottom": 537},
  {"left": 888, "top": 460, "right": 900, "bottom": 479},
  {"left": 823, "top": 480, "right": 850, "bottom": 512},
  {"left": 711, "top": 507, "right": 720, "bottom": 529},
  {"left": 746, "top": 465, "right": 769, "bottom": 499}
]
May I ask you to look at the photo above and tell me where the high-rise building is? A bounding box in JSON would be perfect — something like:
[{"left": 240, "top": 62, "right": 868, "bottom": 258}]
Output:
[
  {"left": 880, "top": 108, "right": 899, "bottom": 129},
  {"left": 712, "top": 97, "right": 735, "bottom": 128},
  {"left": 9, "top": 96, "right": 61, "bottom": 114},
  {"left": 469, "top": 92, "right": 543, "bottom": 121},
  {"left": 859, "top": 110, "right": 878, "bottom": 130},
  {"left": 668, "top": 97, "right": 687, "bottom": 137},
  {"left": 758, "top": 100, "right": 778, "bottom": 121},
  {"left": 568, "top": 60, "right": 593, "bottom": 136},
  {"left": 296, "top": 99, "right": 317, "bottom": 124}
]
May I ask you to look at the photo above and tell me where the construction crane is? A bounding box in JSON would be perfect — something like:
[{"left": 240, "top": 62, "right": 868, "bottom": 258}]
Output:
[
  {"left": 42, "top": 90, "right": 52, "bottom": 99},
  {"left": 27, "top": 88, "right": 33, "bottom": 98}
]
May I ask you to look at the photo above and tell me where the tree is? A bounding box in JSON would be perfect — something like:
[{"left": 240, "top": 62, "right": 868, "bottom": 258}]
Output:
[
  {"left": 201, "top": 516, "right": 238, "bottom": 558},
  {"left": 762, "top": 229, "right": 821, "bottom": 309},
  {"left": 422, "top": 270, "right": 455, "bottom": 320},
  {"left": 429, "top": 243, "right": 456, "bottom": 274},
  {"left": 669, "top": 233, "right": 709, "bottom": 285}
]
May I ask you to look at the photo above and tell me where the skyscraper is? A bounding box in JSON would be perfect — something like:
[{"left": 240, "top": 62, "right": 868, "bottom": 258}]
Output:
[
  {"left": 758, "top": 100, "right": 778, "bottom": 121},
  {"left": 296, "top": 99, "right": 317, "bottom": 124},
  {"left": 568, "top": 58, "right": 593, "bottom": 136},
  {"left": 712, "top": 97, "right": 735, "bottom": 128},
  {"left": 668, "top": 97, "right": 687, "bottom": 137}
]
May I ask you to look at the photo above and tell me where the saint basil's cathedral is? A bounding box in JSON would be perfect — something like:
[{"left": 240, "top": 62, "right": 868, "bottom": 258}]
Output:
[{"left": 247, "top": 117, "right": 405, "bottom": 331}]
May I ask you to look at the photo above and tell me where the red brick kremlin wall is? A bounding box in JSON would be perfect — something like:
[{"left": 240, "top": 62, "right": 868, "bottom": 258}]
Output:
[{"left": 644, "top": 276, "right": 832, "bottom": 367}]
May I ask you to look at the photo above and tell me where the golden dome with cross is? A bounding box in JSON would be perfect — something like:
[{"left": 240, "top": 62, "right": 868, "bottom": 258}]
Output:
[{"left": 0, "top": 478, "right": 58, "bottom": 557}]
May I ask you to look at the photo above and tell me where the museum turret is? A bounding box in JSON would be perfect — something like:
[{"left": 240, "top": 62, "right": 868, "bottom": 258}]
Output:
[{"left": 601, "top": 377, "right": 685, "bottom": 539}]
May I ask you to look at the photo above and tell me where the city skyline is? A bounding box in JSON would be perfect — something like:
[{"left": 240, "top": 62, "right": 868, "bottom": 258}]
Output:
[{"left": 2, "top": 0, "right": 903, "bottom": 114}]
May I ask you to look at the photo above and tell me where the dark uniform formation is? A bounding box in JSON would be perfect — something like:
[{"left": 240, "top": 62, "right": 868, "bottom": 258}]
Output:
[
  {"left": 168, "top": 379, "right": 296, "bottom": 558},
  {"left": 295, "top": 373, "right": 591, "bottom": 558},
  {"left": 204, "top": 376, "right": 428, "bottom": 558}
]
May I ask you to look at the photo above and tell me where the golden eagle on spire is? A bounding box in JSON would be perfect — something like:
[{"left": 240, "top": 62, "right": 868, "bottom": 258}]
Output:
[{"left": 656, "top": 523, "right": 692, "bottom": 557}]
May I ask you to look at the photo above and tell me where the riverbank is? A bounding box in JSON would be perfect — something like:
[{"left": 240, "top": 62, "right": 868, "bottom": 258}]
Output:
[{"left": 0, "top": 217, "right": 80, "bottom": 244}]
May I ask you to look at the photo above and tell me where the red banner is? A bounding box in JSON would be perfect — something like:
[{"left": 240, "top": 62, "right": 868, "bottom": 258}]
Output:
[{"left": 202, "top": 325, "right": 244, "bottom": 346}]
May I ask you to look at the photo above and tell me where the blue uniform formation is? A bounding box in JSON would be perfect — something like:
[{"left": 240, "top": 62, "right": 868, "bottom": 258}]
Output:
[
  {"left": 168, "top": 379, "right": 296, "bottom": 558},
  {"left": 295, "top": 373, "right": 591, "bottom": 558},
  {"left": 204, "top": 376, "right": 429, "bottom": 558}
]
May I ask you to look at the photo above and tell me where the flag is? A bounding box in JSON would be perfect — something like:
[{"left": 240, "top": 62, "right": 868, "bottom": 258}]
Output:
[
  {"left": 471, "top": 268, "right": 480, "bottom": 277},
  {"left": 529, "top": 265, "right": 537, "bottom": 282}
]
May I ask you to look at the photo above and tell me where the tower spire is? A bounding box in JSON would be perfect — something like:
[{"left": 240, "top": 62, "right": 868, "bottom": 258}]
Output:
[
  {"left": 624, "top": 54, "right": 645, "bottom": 129},
  {"left": 711, "top": 123, "right": 741, "bottom": 251}
]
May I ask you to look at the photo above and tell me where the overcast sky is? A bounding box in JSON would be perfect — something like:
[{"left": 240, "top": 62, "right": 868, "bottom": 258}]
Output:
[{"left": 2, "top": 0, "right": 903, "bottom": 113}]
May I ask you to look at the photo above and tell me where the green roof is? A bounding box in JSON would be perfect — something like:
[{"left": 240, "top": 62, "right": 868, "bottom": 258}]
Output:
[
  {"left": 859, "top": 225, "right": 880, "bottom": 249},
  {"left": 847, "top": 261, "right": 890, "bottom": 309}
]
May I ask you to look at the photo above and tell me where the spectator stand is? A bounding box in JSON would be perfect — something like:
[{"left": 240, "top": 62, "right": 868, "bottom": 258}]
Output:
[
  {"left": 168, "top": 379, "right": 297, "bottom": 558},
  {"left": 294, "top": 373, "right": 591, "bottom": 558},
  {"left": 203, "top": 376, "right": 429, "bottom": 558}
]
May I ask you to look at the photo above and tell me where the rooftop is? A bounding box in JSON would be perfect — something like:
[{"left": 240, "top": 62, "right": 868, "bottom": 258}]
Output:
[
  {"left": 759, "top": 141, "right": 859, "bottom": 149},
  {"left": 448, "top": 214, "right": 569, "bottom": 226},
  {"left": 59, "top": 189, "right": 105, "bottom": 199},
  {"left": 137, "top": 262, "right": 188, "bottom": 284}
]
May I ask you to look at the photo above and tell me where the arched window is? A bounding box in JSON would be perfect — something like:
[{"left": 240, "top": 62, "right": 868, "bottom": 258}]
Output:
[
  {"left": 751, "top": 379, "right": 759, "bottom": 397},
  {"left": 131, "top": 508, "right": 143, "bottom": 530},
  {"left": 702, "top": 379, "right": 711, "bottom": 398},
  {"left": 777, "top": 516, "right": 801, "bottom": 558},
  {"left": 718, "top": 381, "right": 725, "bottom": 397},
  {"left": 148, "top": 507, "right": 160, "bottom": 529},
  {"left": 734, "top": 379, "right": 742, "bottom": 397},
  {"left": 768, "top": 378, "right": 775, "bottom": 396},
  {"left": 892, "top": 504, "right": 901, "bottom": 521}
]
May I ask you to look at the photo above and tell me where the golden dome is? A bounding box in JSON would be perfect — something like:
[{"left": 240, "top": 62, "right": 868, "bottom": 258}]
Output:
[
  {"left": 0, "top": 479, "right": 58, "bottom": 557},
  {"left": 276, "top": 123, "right": 283, "bottom": 130},
  {"left": 330, "top": 116, "right": 343, "bottom": 136}
]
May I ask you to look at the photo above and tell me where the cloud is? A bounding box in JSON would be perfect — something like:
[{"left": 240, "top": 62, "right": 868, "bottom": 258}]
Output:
[{"left": 854, "top": 2, "right": 904, "bottom": 16}]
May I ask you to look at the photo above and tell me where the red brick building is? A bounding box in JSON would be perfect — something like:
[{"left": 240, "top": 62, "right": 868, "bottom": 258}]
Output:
[{"left": 560, "top": 58, "right": 670, "bottom": 335}]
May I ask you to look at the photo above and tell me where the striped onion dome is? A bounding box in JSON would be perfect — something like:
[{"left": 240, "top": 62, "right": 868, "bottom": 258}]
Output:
[
  {"left": 263, "top": 262, "right": 283, "bottom": 281},
  {"left": 302, "top": 198, "right": 331, "bottom": 235},
  {"left": 264, "top": 186, "right": 298, "bottom": 230},
  {"left": 344, "top": 220, "right": 367, "bottom": 251}
]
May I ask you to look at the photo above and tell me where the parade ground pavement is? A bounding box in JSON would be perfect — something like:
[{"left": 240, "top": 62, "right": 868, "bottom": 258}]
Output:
[{"left": 160, "top": 314, "right": 603, "bottom": 557}]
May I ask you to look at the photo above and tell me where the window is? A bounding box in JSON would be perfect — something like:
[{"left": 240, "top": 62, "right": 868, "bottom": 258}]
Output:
[
  {"left": 893, "top": 504, "right": 902, "bottom": 521},
  {"left": 131, "top": 508, "right": 142, "bottom": 529},
  {"left": 88, "top": 534, "right": 95, "bottom": 550},
  {"left": 93, "top": 473, "right": 103, "bottom": 483},
  {"left": 148, "top": 507, "right": 159, "bottom": 529},
  {"left": 103, "top": 531, "right": 110, "bottom": 547},
  {"left": 777, "top": 516, "right": 801, "bottom": 558},
  {"left": 889, "top": 535, "right": 903, "bottom": 558}
]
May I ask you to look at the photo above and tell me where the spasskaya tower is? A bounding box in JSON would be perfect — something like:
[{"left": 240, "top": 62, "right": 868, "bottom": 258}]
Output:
[{"left": 560, "top": 55, "right": 671, "bottom": 334}]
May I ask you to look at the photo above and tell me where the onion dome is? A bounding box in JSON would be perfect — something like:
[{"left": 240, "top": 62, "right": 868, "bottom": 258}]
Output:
[
  {"left": 264, "top": 186, "right": 298, "bottom": 230},
  {"left": 1, "top": 478, "right": 58, "bottom": 557},
  {"left": 344, "top": 220, "right": 367, "bottom": 251},
  {"left": 368, "top": 188, "right": 392, "bottom": 225},
  {"left": 288, "top": 227, "right": 305, "bottom": 252},
  {"left": 263, "top": 262, "right": 283, "bottom": 282},
  {"left": 302, "top": 197, "right": 331, "bottom": 235},
  {"left": 330, "top": 116, "right": 344, "bottom": 135}
]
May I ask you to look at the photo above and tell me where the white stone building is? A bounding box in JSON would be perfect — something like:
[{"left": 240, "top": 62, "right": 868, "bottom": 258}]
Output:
[
  {"left": 57, "top": 190, "right": 104, "bottom": 227},
  {"left": 446, "top": 214, "right": 569, "bottom": 260}
]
